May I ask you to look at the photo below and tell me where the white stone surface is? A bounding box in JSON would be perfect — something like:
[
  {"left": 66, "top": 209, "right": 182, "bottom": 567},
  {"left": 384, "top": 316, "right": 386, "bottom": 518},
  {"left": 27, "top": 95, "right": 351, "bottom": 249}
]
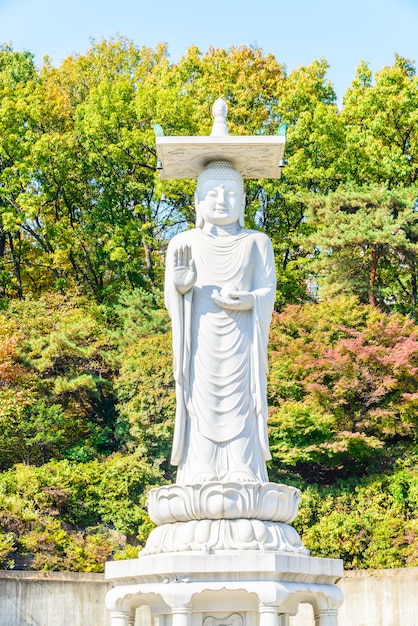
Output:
[
  {"left": 211, "top": 98, "right": 230, "bottom": 137},
  {"left": 142, "top": 519, "right": 307, "bottom": 555},
  {"left": 165, "top": 160, "right": 275, "bottom": 485},
  {"left": 105, "top": 553, "right": 343, "bottom": 626},
  {"left": 144, "top": 481, "right": 306, "bottom": 554},
  {"left": 156, "top": 136, "right": 286, "bottom": 180},
  {"left": 106, "top": 551, "right": 343, "bottom": 584},
  {"left": 156, "top": 98, "right": 285, "bottom": 180},
  {"left": 3, "top": 567, "right": 418, "bottom": 626},
  {"left": 147, "top": 483, "right": 301, "bottom": 524}
]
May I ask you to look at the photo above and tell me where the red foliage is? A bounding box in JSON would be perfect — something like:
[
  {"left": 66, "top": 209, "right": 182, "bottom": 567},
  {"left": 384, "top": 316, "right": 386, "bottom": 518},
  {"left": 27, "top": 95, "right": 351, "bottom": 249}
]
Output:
[
  {"left": 0, "top": 335, "right": 33, "bottom": 388},
  {"left": 268, "top": 298, "right": 418, "bottom": 446}
]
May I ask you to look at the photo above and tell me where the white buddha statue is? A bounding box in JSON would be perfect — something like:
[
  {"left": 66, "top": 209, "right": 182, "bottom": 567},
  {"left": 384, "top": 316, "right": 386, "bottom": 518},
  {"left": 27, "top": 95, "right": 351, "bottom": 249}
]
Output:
[{"left": 164, "top": 160, "right": 276, "bottom": 485}]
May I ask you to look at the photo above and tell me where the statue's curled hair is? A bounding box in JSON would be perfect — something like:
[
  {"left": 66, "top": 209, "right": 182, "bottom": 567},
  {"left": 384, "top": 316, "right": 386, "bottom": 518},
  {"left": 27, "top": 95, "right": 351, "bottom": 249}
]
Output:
[{"left": 196, "top": 160, "right": 244, "bottom": 197}]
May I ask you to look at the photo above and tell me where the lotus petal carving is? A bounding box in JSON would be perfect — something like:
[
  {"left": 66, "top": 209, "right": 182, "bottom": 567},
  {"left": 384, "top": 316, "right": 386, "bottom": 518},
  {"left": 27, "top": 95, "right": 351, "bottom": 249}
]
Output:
[
  {"left": 147, "top": 482, "right": 301, "bottom": 525},
  {"left": 142, "top": 518, "right": 309, "bottom": 555}
]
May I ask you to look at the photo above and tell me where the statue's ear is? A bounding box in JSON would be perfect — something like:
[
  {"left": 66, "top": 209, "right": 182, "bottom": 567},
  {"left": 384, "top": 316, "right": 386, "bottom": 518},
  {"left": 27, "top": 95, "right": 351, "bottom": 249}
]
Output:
[
  {"left": 195, "top": 192, "right": 203, "bottom": 228},
  {"left": 239, "top": 193, "right": 246, "bottom": 228}
]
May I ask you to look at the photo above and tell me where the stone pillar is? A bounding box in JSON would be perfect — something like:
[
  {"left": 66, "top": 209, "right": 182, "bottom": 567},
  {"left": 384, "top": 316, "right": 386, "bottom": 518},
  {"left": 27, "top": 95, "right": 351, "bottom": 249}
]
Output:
[
  {"left": 315, "top": 609, "right": 339, "bottom": 626},
  {"left": 259, "top": 605, "right": 279, "bottom": 626},
  {"left": 109, "top": 609, "right": 135, "bottom": 626},
  {"left": 172, "top": 607, "right": 192, "bottom": 626},
  {"left": 278, "top": 615, "right": 290, "bottom": 626}
]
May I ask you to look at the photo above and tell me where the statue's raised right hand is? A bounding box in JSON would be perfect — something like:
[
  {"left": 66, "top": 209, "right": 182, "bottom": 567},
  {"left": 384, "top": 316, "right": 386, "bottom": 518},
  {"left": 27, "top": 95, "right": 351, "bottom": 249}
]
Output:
[{"left": 172, "top": 244, "right": 197, "bottom": 294}]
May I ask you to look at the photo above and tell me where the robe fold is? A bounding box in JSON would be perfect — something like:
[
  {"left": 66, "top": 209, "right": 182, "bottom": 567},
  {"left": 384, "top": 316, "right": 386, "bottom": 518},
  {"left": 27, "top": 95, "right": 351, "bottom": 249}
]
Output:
[{"left": 165, "top": 227, "right": 276, "bottom": 484}]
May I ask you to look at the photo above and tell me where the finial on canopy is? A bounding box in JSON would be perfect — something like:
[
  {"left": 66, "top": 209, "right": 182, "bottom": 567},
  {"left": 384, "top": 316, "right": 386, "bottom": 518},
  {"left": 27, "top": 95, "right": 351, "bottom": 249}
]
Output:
[{"left": 211, "top": 98, "right": 229, "bottom": 137}]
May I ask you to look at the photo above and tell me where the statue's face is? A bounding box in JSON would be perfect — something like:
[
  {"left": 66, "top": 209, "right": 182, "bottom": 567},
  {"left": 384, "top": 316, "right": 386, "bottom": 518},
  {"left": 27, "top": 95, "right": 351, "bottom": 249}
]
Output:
[{"left": 198, "top": 179, "right": 244, "bottom": 227}]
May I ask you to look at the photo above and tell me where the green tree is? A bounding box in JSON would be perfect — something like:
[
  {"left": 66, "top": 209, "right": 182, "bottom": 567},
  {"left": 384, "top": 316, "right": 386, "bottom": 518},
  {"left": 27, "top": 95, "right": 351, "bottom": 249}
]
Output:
[
  {"left": 115, "top": 331, "right": 175, "bottom": 480},
  {"left": 342, "top": 55, "right": 418, "bottom": 188},
  {"left": 0, "top": 453, "right": 162, "bottom": 571},
  {"left": 296, "top": 465, "right": 418, "bottom": 568},
  {"left": 0, "top": 45, "right": 38, "bottom": 298},
  {"left": 0, "top": 293, "right": 119, "bottom": 467},
  {"left": 304, "top": 187, "right": 418, "bottom": 309},
  {"left": 289, "top": 56, "right": 418, "bottom": 309}
]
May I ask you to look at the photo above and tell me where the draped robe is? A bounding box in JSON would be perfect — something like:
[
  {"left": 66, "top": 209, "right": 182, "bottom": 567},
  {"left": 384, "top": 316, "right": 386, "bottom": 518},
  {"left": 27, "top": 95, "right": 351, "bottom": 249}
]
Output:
[{"left": 165, "top": 227, "right": 276, "bottom": 484}]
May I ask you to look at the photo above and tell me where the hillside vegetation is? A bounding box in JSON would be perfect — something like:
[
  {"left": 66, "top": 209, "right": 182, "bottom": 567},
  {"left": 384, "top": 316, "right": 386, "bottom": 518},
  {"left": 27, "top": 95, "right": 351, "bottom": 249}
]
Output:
[{"left": 0, "top": 39, "right": 417, "bottom": 570}]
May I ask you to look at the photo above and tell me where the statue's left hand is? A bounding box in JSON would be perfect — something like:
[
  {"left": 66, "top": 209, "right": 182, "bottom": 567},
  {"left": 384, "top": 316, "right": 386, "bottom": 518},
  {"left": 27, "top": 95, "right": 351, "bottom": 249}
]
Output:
[{"left": 211, "top": 288, "right": 254, "bottom": 311}]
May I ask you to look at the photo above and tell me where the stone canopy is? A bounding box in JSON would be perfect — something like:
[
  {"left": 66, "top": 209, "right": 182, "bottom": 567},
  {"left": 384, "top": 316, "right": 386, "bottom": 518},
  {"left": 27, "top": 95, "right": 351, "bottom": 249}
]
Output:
[{"left": 155, "top": 98, "right": 286, "bottom": 180}]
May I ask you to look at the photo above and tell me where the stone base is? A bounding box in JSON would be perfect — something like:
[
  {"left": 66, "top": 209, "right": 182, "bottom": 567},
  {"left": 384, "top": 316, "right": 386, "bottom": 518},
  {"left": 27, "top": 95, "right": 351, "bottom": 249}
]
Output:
[{"left": 105, "top": 552, "right": 344, "bottom": 626}]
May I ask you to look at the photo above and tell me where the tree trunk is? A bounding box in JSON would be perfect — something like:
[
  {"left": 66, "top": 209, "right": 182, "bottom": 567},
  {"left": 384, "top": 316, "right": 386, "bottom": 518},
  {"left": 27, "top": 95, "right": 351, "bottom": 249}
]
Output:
[
  {"left": 0, "top": 230, "right": 5, "bottom": 258},
  {"left": 0, "top": 230, "right": 6, "bottom": 296},
  {"left": 411, "top": 260, "right": 417, "bottom": 310},
  {"left": 8, "top": 233, "right": 23, "bottom": 299},
  {"left": 79, "top": 241, "right": 104, "bottom": 300},
  {"left": 369, "top": 244, "right": 378, "bottom": 307},
  {"left": 143, "top": 240, "right": 154, "bottom": 283}
]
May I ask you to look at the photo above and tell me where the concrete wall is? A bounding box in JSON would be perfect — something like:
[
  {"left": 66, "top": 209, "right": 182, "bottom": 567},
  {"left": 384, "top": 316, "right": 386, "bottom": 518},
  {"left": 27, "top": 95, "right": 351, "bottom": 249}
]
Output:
[
  {"left": 293, "top": 567, "right": 418, "bottom": 626},
  {"left": 1, "top": 567, "right": 417, "bottom": 626},
  {"left": 339, "top": 567, "right": 418, "bottom": 626},
  {"left": 0, "top": 570, "right": 111, "bottom": 626}
]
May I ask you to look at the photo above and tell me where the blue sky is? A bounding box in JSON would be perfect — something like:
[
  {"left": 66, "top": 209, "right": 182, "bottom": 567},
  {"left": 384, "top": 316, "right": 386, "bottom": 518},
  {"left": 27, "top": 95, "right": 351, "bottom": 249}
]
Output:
[{"left": 0, "top": 0, "right": 417, "bottom": 103}]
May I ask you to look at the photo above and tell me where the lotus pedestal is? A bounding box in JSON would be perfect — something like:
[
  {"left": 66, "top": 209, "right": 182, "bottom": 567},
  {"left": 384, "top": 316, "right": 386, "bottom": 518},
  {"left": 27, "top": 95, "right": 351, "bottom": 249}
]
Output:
[{"left": 105, "top": 484, "right": 343, "bottom": 626}]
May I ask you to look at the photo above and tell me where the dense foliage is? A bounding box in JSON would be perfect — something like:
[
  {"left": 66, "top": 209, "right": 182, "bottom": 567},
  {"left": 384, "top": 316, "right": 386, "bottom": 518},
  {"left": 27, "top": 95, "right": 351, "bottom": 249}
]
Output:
[
  {"left": 268, "top": 298, "right": 418, "bottom": 482},
  {"left": 0, "top": 454, "right": 161, "bottom": 571},
  {"left": 0, "top": 38, "right": 417, "bottom": 571}
]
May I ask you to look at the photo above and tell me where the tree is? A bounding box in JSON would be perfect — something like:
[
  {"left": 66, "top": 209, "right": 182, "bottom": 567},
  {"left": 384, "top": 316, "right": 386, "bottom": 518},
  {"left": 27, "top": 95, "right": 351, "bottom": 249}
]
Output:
[
  {"left": 0, "top": 45, "right": 38, "bottom": 298},
  {"left": 115, "top": 331, "right": 175, "bottom": 480},
  {"left": 342, "top": 56, "right": 418, "bottom": 188},
  {"left": 17, "top": 39, "right": 171, "bottom": 300},
  {"left": 267, "top": 297, "right": 418, "bottom": 482},
  {"left": 0, "top": 293, "right": 119, "bottom": 467},
  {"left": 303, "top": 187, "right": 418, "bottom": 309},
  {"left": 295, "top": 465, "right": 418, "bottom": 568},
  {"left": 0, "top": 41, "right": 354, "bottom": 306},
  {"left": 288, "top": 56, "right": 418, "bottom": 310},
  {"left": 0, "top": 453, "right": 163, "bottom": 571}
]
